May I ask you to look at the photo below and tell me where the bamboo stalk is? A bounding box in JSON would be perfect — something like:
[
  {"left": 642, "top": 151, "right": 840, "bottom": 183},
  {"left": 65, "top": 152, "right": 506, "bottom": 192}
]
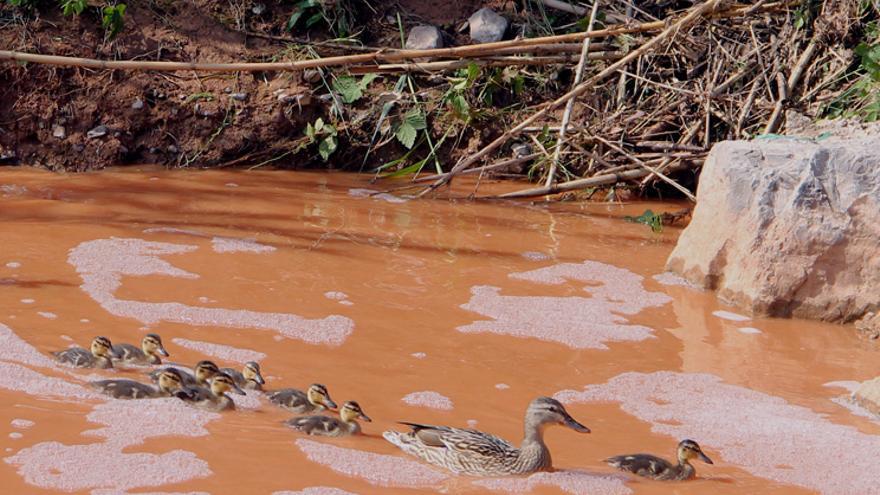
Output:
[{"left": 348, "top": 52, "right": 623, "bottom": 74}]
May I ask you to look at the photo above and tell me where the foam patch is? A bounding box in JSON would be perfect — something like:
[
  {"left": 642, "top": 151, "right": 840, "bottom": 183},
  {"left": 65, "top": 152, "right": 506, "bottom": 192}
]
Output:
[
  {"left": 458, "top": 261, "right": 671, "bottom": 349},
  {"left": 401, "top": 391, "right": 454, "bottom": 411},
  {"left": 737, "top": 327, "right": 762, "bottom": 335},
  {"left": 0, "top": 362, "right": 99, "bottom": 400},
  {"left": 651, "top": 272, "right": 697, "bottom": 288},
  {"left": 211, "top": 237, "right": 276, "bottom": 254},
  {"left": 295, "top": 439, "right": 447, "bottom": 488},
  {"left": 5, "top": 261, "right": 21, "bottom": 268},
  {"left": 68, "top": 238, "right": 354, "bottom": 345},
  {"left": 474, "top": 471, "right": 632, "bottom": 495},
  {"left": 37, "top": 312, "right": 57, "bottom": 319},
  {"left": 82, "top": 398, "right": 219, "bottom": 448},
  {"left": 273, "top": 488, "right": 358, "bottom": 495},
  {"left": 171, "top": 338, "right": 266, "bottom": 364},
  {"left": 11, "top": 419, "right": 35, "bottom": 429},
  {"left": 410, "top": 352, "right": 426, "bottom": 359},
  {"left": 323, "top": 292, "right": 348, "bottom": 301},
  {"left": 521, "top": 251, "right": 551, "bottom": 261},
  {"left": 556, "top": 371, "right": 880, "bottom": 494},
  {"left": 20, "top": 299, "right": 34, "bottom": 304},
  {"left": 0, "top": 323, "right": 59, "bottom": 368},
  {"left": 347, "top": 188, "right": 408, "bottom": 204},
  {"left": 712, "top": 310, "right": 751, "bottom": 322}
]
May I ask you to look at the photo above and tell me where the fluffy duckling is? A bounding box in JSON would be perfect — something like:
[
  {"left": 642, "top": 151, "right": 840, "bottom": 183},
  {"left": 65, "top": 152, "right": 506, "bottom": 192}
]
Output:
[
  {"left": 267, "top": 383, "right": 337, "bottom": 414},
  {"left": 90, "top": 369, "right": 183, "bottom": 399},
  {"left": 53, "top": 336, "right": 114, "bottom": 369},
  {"left": 221, "top": 361, "right": 265, "bottom": 391},
  {"left": 286, "top": 400, "right": 372, "bottom": 437},
  {"left": 384, "top": 397, "right": 589, "bottom": 476},
  {"left": 178, "top": 372, "right": 245, "bottom": 412},
  {"left": 112, "top": 333, "right": 169, "bottom": 365},
  {"left": 606, "top": 439, "right": 714, "bottom": 481},
  {"left": 149, "top": 360, "right": 219, "bottom": 388}
]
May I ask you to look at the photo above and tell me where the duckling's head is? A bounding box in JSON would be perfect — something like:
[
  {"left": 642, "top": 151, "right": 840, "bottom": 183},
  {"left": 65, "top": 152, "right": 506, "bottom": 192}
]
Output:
[
  {"left": 194, "top": 360, "right": 220, "bottom": 383},
  {"left": 90, "top": 336, "right": 114, "bottom": 359},
  {"left": 157, "top": 369, "right": 184, "bottom": 393},
  {"left": 211, "top": 373, "right": 246, "bottom": 396},
  {"left": 307, "top": 383, "right": 337, "bottom": 410},
  {"left": 678, "top": 439, "right": 713, "bottom": 465},
  {"left": 526, "top": 397, "right": 590, "bottom": 433},
  {"left": 243, "top": 361, "right": 265, "bottom": 384},
  {"left": 340, "top": 400, "right": 372, "bottom": 423},
  {"left": 142, "top": 333, "right": 170, "bottom": 358}
]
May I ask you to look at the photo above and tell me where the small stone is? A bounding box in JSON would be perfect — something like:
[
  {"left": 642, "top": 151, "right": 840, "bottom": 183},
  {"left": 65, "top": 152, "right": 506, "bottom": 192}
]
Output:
[
  {"left": 167, "top": 144, "right": 178, "bottom": 153},
  {"left": 224, "top": 87, "right": 232, "bottom": 94},
  {"left": 405, "top": 25, "right": 443, "bottom": 50},
  {"left": 131, "top": 98, "right": 145, "bottom": 110},
  {"left": 251, "top": 2, "right": 265, "bottom": 15},
  {"left": 469, "top": 8, "right": 508, "bottom": 43},
  {"left": 511, "top": 142, "right": 531, "bottom": 158},
  {"left": 230, "top": 92, "right": 247, "bottom": 101},
  {"left": 303, "top": 69, "right": 322, "bottom": 84},
  {"left": 86, "top": 125, "right": 108, "bottom": 139},
  {"left": 149, "top": 147, "right": 160, "bottom": 154},
  {"left": 52, "top": 125, "right": 66, "bottom": 139}
]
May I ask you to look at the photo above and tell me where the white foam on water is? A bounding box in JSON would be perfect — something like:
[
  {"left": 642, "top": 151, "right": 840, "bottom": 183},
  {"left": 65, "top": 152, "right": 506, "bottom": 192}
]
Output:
[
  {"left": 466, "top": 419, "right": 479, "bottom": 428},
  {"left": 20, "top": 299, "right": 34, "bottom": 304},
  {"left": 474, "top": 471, "right": 632, "bottom": 495},
  {"left": 495, "top": 383, "right": 510, "bottom": 390},
  {"left": 459, "top": 262, "right": 670, "bottom": 349},
  {"left": 211, "top": 236, "right": 276, "bottom": 254},
  {"left": 556, "top": 371, "right": 880, "bottom": 495},
  {"left": 0, "top": 361, "right": 101, "bottom": 400},
  {"left": 171, "top": 338, "right": 266, "bottom": 364},
  {"left": 0, "top": 323, "right": 59, "bottom": 368},
  {"left": 738, "top": 327, "right": 762, "bottom": 335},
  {"left": 521, "top": 251, "right": 550, "bottom": 261},
  {"left": 295, "top": 439, "right": 448, "bottom": 488},
  {"left": 401, "top": 391, "right": 454, "bottom": 411},
  {"left": 410, "top": 352, "right": 426, "bottom": 359},
  {"left": 80, "top": 319, "right": 90, "bottom": 323},
  {"left": 323, "top": 292, "right": 349, "bottom": 302},
  {"left": 651, "top": 272, "right": 698, "bottom": 288},
  {"left": 93, "top": 491, "right": 210, "bottom": 495},
  {"left": 339, "top": 301, "right": 353, "bottom": 306},
  {"left": 225, "top": 183, "right": 239, "bottom": 188},
  {"left": 11, "top": 419, "right": 35, "bottom": 429},
  {"left": 60, "top": 335, "right": 73, "bottom": 342},
  {"left": 82, "top": 398, "right": 219, "bottom": 448},
  {"left": 5, "top": 261, "right": 21, "bottom": 269},
  {"left": 37, "top": 312, "right": 57, "bottom": 320},
  {"left": 712, "top": 310, "right": 751, "bottom": 322},
  {"left": 9, "top": 432, "right": 22, "bottom": 439},
  {"left": 273, "top": 488, "right": 358, "bottom": 495},
  {"left": 824, "top": 381, "right": 860, "bottom": 393},
  {"left": 67, "top": 238, "right": 354, "bottom": 345},
  {"left": 232, "top": 390, "right": 263, "bottom": 410},
  {"left": 347, "top": 188, "right": 408, "bottom": 204}
]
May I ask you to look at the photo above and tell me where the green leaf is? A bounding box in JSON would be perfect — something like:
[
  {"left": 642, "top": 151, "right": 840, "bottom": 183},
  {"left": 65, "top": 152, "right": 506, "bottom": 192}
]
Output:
[
  {"left": 358, "top": 73, "right": 379, "bottom": 90},
  {"left": 101, "top": 4, "right": 126, "bottom": 38},
  {"left": 332, "top": 76, "right": 363, "bottom": 104},
  {"left": 318, "top": 136, "right": 337, "bottom": 161},
  {"left": 382, "top": 159, "right": 427, "bottom": 178},
  {"left": 287, "top": 10, "right": 304, "bottom": 30},
  {"left": 61, "top": 0, "right": 87, "bottom": 16},
  {"left": 306, "top": 11, "right": 324, "bottom": 27},
  {"left": 403, "top": 108, "right": 426, "bottom": 130},
  {"left": 449, "top": 94, "right": 470, "bottom": 120},
  {"left": 395, "top": 123, "right": 417, "bottom": 149},
  {"left": 623, "top": 209, "right": 663, "bottom": 233},
  {"left": 314, "top": 118, "right": 324, "bottom": 132}
]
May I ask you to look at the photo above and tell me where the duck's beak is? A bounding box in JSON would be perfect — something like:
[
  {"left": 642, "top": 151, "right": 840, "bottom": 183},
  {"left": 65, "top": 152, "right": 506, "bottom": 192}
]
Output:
[
  {"left": 359, "top": 412, "right": 373, "bottom": 422},
  {"left": 563, "top": 415, "right": 590, "bottom": 433},
  {"left": 698, "top": 451, "right": 713, "bottom": 465},
  {"left": 254, "top": 372, "right": 266, "bottom": 385},
  {"left": 231, "top": 383, "right": 246, "bottom": 396},
  {"left": 157, "top": 347, "right": 170, "bottom": 357},
  {"left": 323, "top": 397, "right": 338, "bottom": 410}
]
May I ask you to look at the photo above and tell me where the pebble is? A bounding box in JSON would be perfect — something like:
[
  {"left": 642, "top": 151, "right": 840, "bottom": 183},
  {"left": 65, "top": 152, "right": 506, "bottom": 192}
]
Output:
[
  {"left": 230, "top": 93, "right": 247, "bottom": 101},
  {"left": 52, "top": 125, "right": 66, "bottom": 139},
  {"left": 303, "top": 69, "right": 322, "bottom": 84},
  {"left": 86, "top": 125, "right": 108, "bottom": 139},
  {"left": 131, "top": 98, "right": 144, "bottom": 110}
]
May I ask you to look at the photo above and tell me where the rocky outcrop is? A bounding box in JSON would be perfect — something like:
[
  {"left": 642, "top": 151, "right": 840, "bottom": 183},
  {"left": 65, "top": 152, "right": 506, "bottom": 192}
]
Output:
[
  {"left": 667, "top": 123, "right": 880, "bottom": 327},
  {"left": 855, "top": 377, "right": 880, "bottom": 415}
]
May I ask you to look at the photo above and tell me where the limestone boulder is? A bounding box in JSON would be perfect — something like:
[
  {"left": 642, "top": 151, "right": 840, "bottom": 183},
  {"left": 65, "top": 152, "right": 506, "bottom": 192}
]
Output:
[
  {"left": 469, "top": 8, "right": 507, "bottom": 44},
  {"left": 405, "top": 25, "right": 443, "bottom": 50},
  {"left": 855, "top": 377, "right": 880, "bottom": 415},
  {"left": 666, "top": 123, "right": 880, "bottom": 324}
]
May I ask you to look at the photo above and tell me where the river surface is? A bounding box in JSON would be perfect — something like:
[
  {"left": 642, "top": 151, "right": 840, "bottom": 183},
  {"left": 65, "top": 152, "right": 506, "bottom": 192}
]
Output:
[{"left": 0, "top": 167, "right": 877, "bottom": 495}]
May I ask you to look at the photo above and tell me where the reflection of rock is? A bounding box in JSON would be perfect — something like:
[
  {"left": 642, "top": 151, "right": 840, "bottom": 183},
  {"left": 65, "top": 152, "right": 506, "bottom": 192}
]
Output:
[
  {"left": 667, "top": 129, "right": 880, "bottom": 324},
  {"left": 855, "top": 377, "right": 880, "bottom": 415}
]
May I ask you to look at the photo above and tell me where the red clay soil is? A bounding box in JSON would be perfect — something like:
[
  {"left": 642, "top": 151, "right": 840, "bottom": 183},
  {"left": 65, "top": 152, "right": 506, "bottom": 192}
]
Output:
[{"left": 0, "top": 0, "right": 511, "bottom": 170}]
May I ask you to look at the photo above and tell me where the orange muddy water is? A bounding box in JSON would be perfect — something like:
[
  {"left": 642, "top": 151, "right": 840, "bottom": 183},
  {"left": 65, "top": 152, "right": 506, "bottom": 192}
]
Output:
[{"left": 0, "top": 167, "right": 877, "bottom": 495}]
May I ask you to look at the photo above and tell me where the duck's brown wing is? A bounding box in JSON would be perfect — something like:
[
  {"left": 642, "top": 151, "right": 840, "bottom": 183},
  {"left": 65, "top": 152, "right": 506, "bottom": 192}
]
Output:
[
  {"left": 90, "top": 379, "right": 157, "bottom": 399},
  {"left": 400, "top": 422, "right": 514, "bottom": 458},
  {"left": 287, "top": 415, "right": 340, "bottom": 435},
  {"left": 267, "top": 388, "right": 308, "bottom": 410},
  {"left": 606, "top": 453, "right": 674, "bottom": 478},
  {"left": 54, "top": 348, "right": 91, "bottom": 367}
]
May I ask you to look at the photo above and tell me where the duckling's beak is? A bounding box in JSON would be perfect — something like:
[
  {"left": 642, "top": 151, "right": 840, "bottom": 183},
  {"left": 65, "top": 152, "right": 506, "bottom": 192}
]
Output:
[
  {"left": 563, "top": 415, "right": 590, "bottom": 433},
  {"left": 157, "top": 347, "right": 170, "bottom": 357},
  {"left": 358, "top": 412, "right": 373, "bottom": 422},
  {"left": 231, "top": 383, "right": 246, "bottom": 396},
  {"left": 698, "top": 451, "right": 713, "bottom": 464},
  {"left": 323, "top": 397, "right": 338, "bottom": 410},
  {"left": 253, "top": 373, "right": 266, "bottom": 385}
]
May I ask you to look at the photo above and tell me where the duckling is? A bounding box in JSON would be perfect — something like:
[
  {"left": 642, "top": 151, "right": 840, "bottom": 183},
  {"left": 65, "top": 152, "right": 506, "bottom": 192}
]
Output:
[
  {"left": 287, "top": 400, "right": 372, "bottom": 437},
  {"left": 53, "top": 336, "right": 114, "bottom": 369},
  {"left": 149, "top": 360, "right": 219, "bottom": 388},
  {"left": 90, "top": 369, "right": 183, "bottom": 399},
  {"left": 111, "top": 333, "right": 169, "bottom": 365},
  {"left": 177, "top": 372, "right": 245, "bottom": 412},
  {"left": 267, "top": 383, "right": 337, "bottom": 414},
  {"left": 605, "top": 439, "right": 714, "bottom": 481},
  {"left": 221, "top": 361, "right": 265, "bottom": 391},
  {"left": 383, "top": 396, "right": 590, "bottom": 476}
]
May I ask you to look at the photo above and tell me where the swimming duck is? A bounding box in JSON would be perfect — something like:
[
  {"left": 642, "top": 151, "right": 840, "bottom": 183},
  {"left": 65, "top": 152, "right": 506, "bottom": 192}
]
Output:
[
  {"left": 111, "top": 333, "right": 169, "bottom": 365},
  {"left": 267, "top": 383, "right": 337, "bottom": 414},
  {"left": 52, "top": 336, "right": 114, "bottom": 369},
  {"left": 90, "top": 369, "right": 183, "bottom": 399},
  {"left": 383, "top": 396, "right": 590, "bottom": 476},
  {"left": 605, "top": 439, "right": 714, "bottom": 481},
  {"left": 221, "top": 361, "right": 265, "bottom": 391},
  {"left": 149, "top": 360, "right": 219, "bottom": 387},
  {"left": 286, "top": 400, "right": 372, "bottom": 437},
  {"left": 178, "top": 372, "right": 246, "bottom": 411}
]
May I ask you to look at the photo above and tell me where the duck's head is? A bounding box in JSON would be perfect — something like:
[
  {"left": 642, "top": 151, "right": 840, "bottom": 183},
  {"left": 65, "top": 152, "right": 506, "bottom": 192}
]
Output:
[
  {"left": 243, "top": 361, "right": 265, "bottom": 385},
  {"left": 194, "top": 360, "right": 220, "bottom": 384},
  {"left": 90, "top": 336, "right": 114, "bottom": 359},
  {"left": 142, "top": 333, "right": 169, "bottom": 358},
  {"left": 157, "top": 369, "right": 184, "bottom": 393},
  {"left": 340, "top": 400, "right": 371, "bottom": 423},
  {"left": 678, "top": 439, "right": 713, "bottom": 465},
  {"left": 307, "top": 383, "right": 337, "bottom": 410},
  {"left": 211, "top": 373, "right": 246, "bottom": 396},
  {"left": 526, "top": 396, "right": 590, "bottom": 433}
]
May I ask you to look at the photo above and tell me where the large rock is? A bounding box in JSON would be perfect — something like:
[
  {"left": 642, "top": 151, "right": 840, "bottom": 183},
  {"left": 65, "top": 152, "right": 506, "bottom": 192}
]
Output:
[
  {"left": 855, "top": 377, "right": 880, "bottom": 415},
  {"left": 468, "top": 8, "right": 507, "bottom": 44},
  {"left": 667, "top": 125, "right": 880, "bottom": 325},
  {"left": 405, "top": 25, "right": 443, "bottom": 50}
]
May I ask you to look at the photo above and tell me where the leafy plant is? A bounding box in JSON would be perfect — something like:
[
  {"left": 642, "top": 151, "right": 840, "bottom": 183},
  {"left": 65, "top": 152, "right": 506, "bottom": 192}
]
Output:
[
  {"left": 331, "top": 74, "right": 378, "bottom": 104},
  {"left": 59, "top": 0, "right": 86, "bottom": 16},
  {"left": 624, "top": 209, "right": 663, "bottom": 233},
  {"left": 286, "top": 0, "right": 323, "bottom": 31},
  {"left": 305, "top": 118, "right": 338, "bottom": 161},
  {"left": 286, "top": 0, "right": 356, "bottom": 38},
  {"left": 101, "top": 3, "right": 126, "bottom": 38},
  {"left": 6, "top": 0, "right": 40, "bottom": 10},
  {"left": 393, "top": 108, "right": 427, "bottom": 150}
]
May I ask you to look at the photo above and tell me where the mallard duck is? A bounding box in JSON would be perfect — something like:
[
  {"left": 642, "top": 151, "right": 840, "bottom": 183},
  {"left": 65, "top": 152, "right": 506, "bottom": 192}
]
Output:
[
  {"left": 286, "top": 400, "right": 372, "bottom": 437},
  {"left": 52, "top": 336, "right": 114, "bottom": 369},
  {"left": 605, "top": 439, "right": 714, "bottom": 481},
  {"left": 177, "top": 372, "right": 245, "bottom": 411},
  {"left": 221, "top": 361, "right": 265, "bottom": 391},
  {"left": 383, "top": 396, "right": 590, "bottom": 476},
  {"left": 90, "top": 369, "right": 183, "bottom": 399},
  {"left": 111, "top": 333, "right": 169, "bottom": 365},
  {"left": 267, "top": 383, "right": 337, "bottom": 414},
  {"left": 149, "top": 360, "right": 219, "bottom": 387}
]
